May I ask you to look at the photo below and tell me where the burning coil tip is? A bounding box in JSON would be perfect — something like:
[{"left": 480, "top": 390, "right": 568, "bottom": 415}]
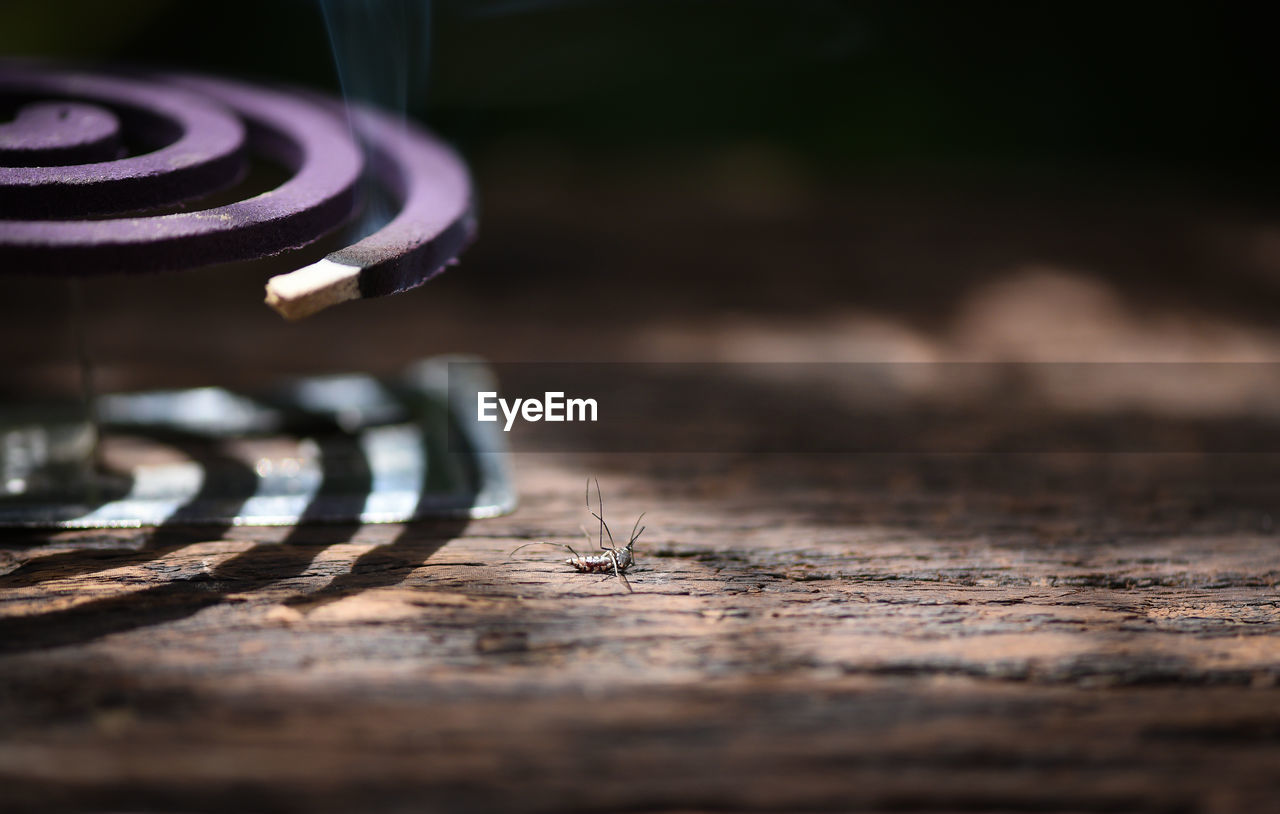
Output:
[{"left": 265, "top": 259, "right": 362, "bottom": 320}]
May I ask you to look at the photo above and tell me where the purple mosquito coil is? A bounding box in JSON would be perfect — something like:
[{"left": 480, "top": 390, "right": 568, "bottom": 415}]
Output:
[{"left": 0, "top": 62, "right": 476, "bottom": 319}]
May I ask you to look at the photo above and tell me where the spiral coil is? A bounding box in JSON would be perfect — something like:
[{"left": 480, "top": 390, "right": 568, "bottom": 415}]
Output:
[{"left": 0, "top": 63, "right": 474, "bottom": 315}]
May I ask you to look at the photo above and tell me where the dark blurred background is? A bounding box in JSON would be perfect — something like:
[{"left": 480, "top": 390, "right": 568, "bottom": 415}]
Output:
[{"left": 5, "top": 1, "right": 1277, "bottom": 188}]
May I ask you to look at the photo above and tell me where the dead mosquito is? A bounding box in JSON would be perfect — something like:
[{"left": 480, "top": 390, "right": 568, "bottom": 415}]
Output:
[{"left": 511, "top": 478, "right": 646, "bottom": 592}]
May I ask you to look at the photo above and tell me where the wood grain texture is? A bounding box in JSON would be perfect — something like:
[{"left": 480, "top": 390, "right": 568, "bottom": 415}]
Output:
[
  {"left": 3, "top": 451, "right": 1279, "bottom": 813},
  {"left": 3, "top": 168, "right": 1280, "bottom": 813}
]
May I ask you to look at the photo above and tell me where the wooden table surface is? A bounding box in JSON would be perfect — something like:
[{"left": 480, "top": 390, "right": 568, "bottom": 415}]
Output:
[{"left": 3, "top": 161, "right": 1280, "bottom": 812}]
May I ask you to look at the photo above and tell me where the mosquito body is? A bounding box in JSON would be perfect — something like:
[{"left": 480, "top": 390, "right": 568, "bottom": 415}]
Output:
[
  {"left": 565, "top": 544, "right": 634, "bottom": 576},
  {"left": 511, "top": 479, "right": 645, "bottom": 592}
]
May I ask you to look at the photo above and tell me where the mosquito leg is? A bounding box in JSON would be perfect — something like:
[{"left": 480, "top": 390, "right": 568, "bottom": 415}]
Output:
[
  {"left": 628, "top": 512, "right": 646, "bottom": 545},
  {"left": 510, "top": 541, "right": 579, "bottom": 560},
  {"left": 595, "top": 477, "right": 615, "bottom": 552},
  {"left": 595, "top": 573, "right": 633, "bottom": 590},
  {"left": 586, "top": 477, "right": 606, "bottom": 552},
  {"left": 590, "top": 510, "right": 616, "bottom": 551},
  {"left": 609, "top": 551, "right": 633, "bottom": 593}
]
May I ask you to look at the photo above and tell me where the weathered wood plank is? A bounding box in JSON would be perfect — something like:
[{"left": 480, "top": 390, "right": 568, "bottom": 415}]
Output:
[
  {"left": 4, "top": 173, "right": 1280, "bottom": 812},
  {"left": 3, "top": 448, "right": 1280, "bottom": 812}
]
